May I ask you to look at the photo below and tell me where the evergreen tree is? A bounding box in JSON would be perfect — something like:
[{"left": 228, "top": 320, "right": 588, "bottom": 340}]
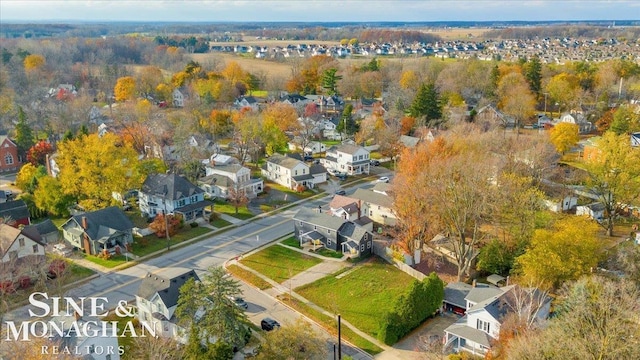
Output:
[
  {"left": 489, "top": 64, "right": 500, "bottom": 98},
  {"left": 408, "top": 83, "right": 442, "bottom": 127},
  {"left": 321, "top": 68, "right": 342, "bottom": 95},
  {"left": 336, "top": 103, "right": 359, "bottom": 137},
  {"left": 523, "top": 56, "right": 542, "bottom": 98},
  {"left": 15, "top": 106, "right": 34, "bottom": 158},
  {"left": 78, "top": 124, "right": 89, "bottom": 137}
]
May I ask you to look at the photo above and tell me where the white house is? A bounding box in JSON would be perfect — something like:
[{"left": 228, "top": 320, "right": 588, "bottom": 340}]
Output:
[
  {"left": 262, "top": 154, "right": 327, "bottom": 190},
  {"left": 444, "top": 283, "right": 551, "bottom": 356},
  {"left": 199, "top": 164, "right": 263, "bottom": 199},
  {"left": 50, "top": 315, "right": 121, "bottom": 360},
  {"left": 576, "top": 202, "right": 605, "bottom": 221},
  {"left": 234, "top": 96, "right": 259, "bottom": 111},
  {"left": 136, "top": 268, "right": 200, "bottom": 343},
  {"left": 322, "top": 144, "right": 370, "bottom": 175},
  {"left": 544, "top": 196, "right": 578, "bottom": 213},
  {"left": 172, "top": 88, "right": 186, "bottom": 108},
  {"left": 558, "top": 112, "right": 594, "bottom": 133},
  {"left": 0, "top": 223, "right": 46, "bottom": 263},
  {"left": 304, "top": 141, "right": 327, "bottom": 155}
]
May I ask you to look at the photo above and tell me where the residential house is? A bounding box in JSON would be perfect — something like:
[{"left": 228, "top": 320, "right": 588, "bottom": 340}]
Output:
[
  {"left": 172, "top": 88, "right": 187, "bottom": 108},
  {"left": 350, "top": 187, "right": 396, "bottom": 226},
  {"left": 0, "top": 191, "right": 8, "bottom": 203},
  {"left": 234, "top": 96, "right": 259, "bottom": 111},
  {"left": 293, "top": 207, "right": 373, "bottom": 257},
  {"left": 0, "top": 200, "right": 31, "bottom": 227},
  {"left": 139, "top": 173, "right": 213, "bottom": 221},
  {"left": 61, "top": 206, "right": 134, "bottom": 256},
  {"left": 50, "top": 314, "right": 121, "bottom": 360},
  {"left": 261, "top": 154, "right": 326, "bottom": 190},
  {"left": 576, "top": 202, "right": 605, "bottom": 221},
  {"left": 0, "top": 135, "right": 22, "bottom": 173},
  {"left": 23, "top": 219, "right": 60, "bottom": 244},
  {"left": 136, "top": 267, "right": 200, "bottom": 343},
  {"left": 320, "top": 118, "right": 340, "bottom": 140},
  {"left": 558, "top": 112, "right": 594, "bottom": 134},
  {"left": 304, "top": 141, "right": 327, "bottom": 155},
  {"left": 322, "top": 144, "right": 370, "bottom": 176},
  {"left": 0, "top": 223, "right": 46, "bottom": 263},
  {"left": 581, "top": 136, "right": 601, "bottom": 161},
  {"left": 328, "top": 195, "right": 361, "bottom": 221},
  {"left": 631, "top": 132, "right": 640, "bottom": 147},
  {"left": 399, "top": 134, "right": 421, "bottom": 149},
  {"left": 46, "top": 152, "right": 61, "bottom": 177},
  {"left": 475, "top": 104, "right": 515, "bottom": 129},
  {"left": 444, "top": 283, "right": 551, "bottom": 356},
  {"left": 199, "top": 163, "right": 263, "bottom": 199}
]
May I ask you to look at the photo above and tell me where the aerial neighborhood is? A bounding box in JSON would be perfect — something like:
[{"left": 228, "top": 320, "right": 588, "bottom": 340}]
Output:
[{"left": 1, "top": 18, "right": 640, "bottom": 360}]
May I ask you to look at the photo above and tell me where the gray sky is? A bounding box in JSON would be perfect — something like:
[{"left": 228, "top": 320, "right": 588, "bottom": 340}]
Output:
[{"left": 0, "top": 1, "right": 637, "bottom": 22}]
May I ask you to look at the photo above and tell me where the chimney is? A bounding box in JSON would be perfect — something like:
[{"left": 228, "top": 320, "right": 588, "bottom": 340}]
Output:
[
  {"left": 81, "top": 217, "right": 91, "bottom": 255},
  {"left": 472, "top": 279, "right": 477, "bottom": 288},
  {"left": 81, "top": 216, "right": 88, "bottom": 230},
  {"left": 357, "top": 200, "right": 362, "bottom": 220}
]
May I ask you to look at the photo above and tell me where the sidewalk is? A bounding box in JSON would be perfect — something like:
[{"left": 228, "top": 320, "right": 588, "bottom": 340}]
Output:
[
  {"left": 229, "top": 258, "right": 391, "bottom": 355},
  {"left": 218, "top": 213, "right": 243, "bottom": 224}
]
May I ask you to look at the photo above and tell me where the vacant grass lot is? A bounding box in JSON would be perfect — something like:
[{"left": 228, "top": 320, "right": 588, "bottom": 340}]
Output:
[
  {"left": 213, "top": 200, "right": 254, "bottom": 220},
  {"left": 296, "top": 258, "right": 415, "bottom": 339},
  {"left": 131, "top": 226, "right": 213, "bottom": 257},
  {"left": 226, "top": 264, "right": 272, "bottom": 290},
  {"left": 241, "top": 245, "right": 322, "bottom": 283}
]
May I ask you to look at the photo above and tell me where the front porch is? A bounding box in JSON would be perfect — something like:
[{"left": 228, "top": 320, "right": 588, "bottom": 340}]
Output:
[
  {"left": 444, "top": 317, "right": 491, "bottom": 356},
  {"left": 174, "top": 200, "right": 215, "bottom": 222}
]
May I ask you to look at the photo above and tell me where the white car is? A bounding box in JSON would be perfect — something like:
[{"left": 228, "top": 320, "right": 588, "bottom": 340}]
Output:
[{"left": 376, "top": 176, "right": 390, "bottom": 183}]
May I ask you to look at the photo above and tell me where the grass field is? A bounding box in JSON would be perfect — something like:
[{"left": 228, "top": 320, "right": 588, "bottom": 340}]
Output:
[
  {"left": 131, "top": 226, "right": 213, "bottom": 257},
  {"left": 226, "top": 264, "right": 272, "bottom": 290},
  {"left": 213, "top": 200, "right": 255, "bottom": 220},
  {"left": 281, "top": 236, "right": 302, "bottom": 248},
  {"left": 241, "top": 245, "right": 322, "bottom": 283},
  {"left": 296, "top": 258, "right": 416, "bottom": 338}
]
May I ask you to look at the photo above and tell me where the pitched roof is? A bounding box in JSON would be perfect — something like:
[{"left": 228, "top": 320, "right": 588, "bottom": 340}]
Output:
[
  {"left": 351, "top": 188, "right": 393, "bottom": 208},
  {"left": 372, "top": 182, "right": 391, "bottom": 194},
  {"left": 294, "top": 207, "right": 346, "bottom": 231},
  {"left": 0, "top": 200, "right": 30, "bottom": 221},
  {"left": 339, "top": 222, "right": 370, "bottom": 243},
  {"left": 444, "top": 282, "right": 473, "bottom": 308},
  {"left": 141, "top": 173, "right": 204, "bottom": 200},
  {"left": 328, "top": 144, "right": 368, "bottom": 155},
  {"left": 68, "top": 206, "right": 134, "bottom": 241},
  {"left": 267, "top": 154, "right": 307, "bottom": 170},
  {"left": 0, "top": 223, "right": 44, "bottom": 257},
  {"left": 400, "top": 135, "right": 421, "bottom": 148},
  {"left": 199, "top": 174, "right": 234, "bottom": 187},
  {"left": 0, "top": 135, "right": 16, "bottom": 147},
  {"left": 309, "top": 164, "right": 328, "bottom": 175},
  {"left": 137, "top": 268, "right": 200, "bottom": 308}
]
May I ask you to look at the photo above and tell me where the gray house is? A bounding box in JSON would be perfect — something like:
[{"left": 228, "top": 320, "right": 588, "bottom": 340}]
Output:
[
  {"left": 61, "top": 206, "right": 134, "bottom": 256},
  {"left": 139, "top": 173, "right": 213, "bottom": 221},
  {"left": 293, "top": 207, "right": 373, "bottom": 257}
]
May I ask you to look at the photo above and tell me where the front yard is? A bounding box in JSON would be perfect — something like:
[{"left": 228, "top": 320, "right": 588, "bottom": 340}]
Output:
[
  {"left": 131, "top": 226, "right": 214, "bottom": 257},
  {"left": 295, "top": 258, "right": 416, "bottom": 339},
  {"left": 240, "top": 245, "right": 322, "bottom": 283},
  {"left": 213, "top": 200, "right": 254, "bottom": 220}
]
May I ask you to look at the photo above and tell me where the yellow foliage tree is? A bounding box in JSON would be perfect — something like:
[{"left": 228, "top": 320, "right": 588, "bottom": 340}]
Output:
[
  {"left": 515, "top": 216, "right": 603, "bottom": 290},
  {"left": 549, "top": 122, "right": 579, "bottom": 154},
  {"left": 114, "top": 76, "right": 136, "bottom": 102},
  {"left": 155, "top": 83, "right": 172, "bottom": 102},
  {"left": 399, "top": 70, "right": 418, "bottom": 91},
  {"left": 23, "top": 54, "right": 46, "bottom": 72},
  {"left": 57, "top": 133, "right": 142, "bottom": 210}
]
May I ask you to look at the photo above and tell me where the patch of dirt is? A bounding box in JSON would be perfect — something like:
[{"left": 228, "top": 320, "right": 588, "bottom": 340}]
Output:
[{"left": 414, "top": 250, "right": 458, "bottom": 284}]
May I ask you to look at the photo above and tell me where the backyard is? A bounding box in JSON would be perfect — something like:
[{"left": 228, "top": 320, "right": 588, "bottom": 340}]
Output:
[
  {"left": 295, "top": 258, "right": 416, "bottom": 339},
  {"left": 240, "top": 245, "right": 322, "bottom": 283}
]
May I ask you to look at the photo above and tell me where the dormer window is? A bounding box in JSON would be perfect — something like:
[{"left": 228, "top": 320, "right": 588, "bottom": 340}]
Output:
[{"left": 477, "top": 319, "right": 490, "bottom": 334}]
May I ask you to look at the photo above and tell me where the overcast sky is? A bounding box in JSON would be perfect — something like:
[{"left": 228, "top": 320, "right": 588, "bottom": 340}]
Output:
[{"left": 0, "top": 1, "right": 637, "bottom": 23}]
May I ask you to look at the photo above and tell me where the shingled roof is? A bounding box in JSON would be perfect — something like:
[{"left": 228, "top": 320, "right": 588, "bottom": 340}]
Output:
[
  {"left": 137, "top": 268, "right": 200, "bottom": 308},
  {"left": 294, "top": 207, "right": 345, "bottom": 231},
  {"left": 0, "top": 200, "right": 30, "bottom": 222},
  {"left": 141, "top": 173, "right": 204, "bottom": 200},
  {"left": 68, "top": 206, "right": 134, "bottom": 241}
]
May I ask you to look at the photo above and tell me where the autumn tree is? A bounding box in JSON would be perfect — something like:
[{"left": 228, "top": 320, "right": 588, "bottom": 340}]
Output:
[
  {"left": 148, "top": 212, "right": 181, "bottom": 238},
  {"left": 129, "top": 335, "right": 184, "bottom": 360},
  {"left": 26, "top": 139, "right": 54, "bottom": 166},
  {"left": 505, "top": 276, "right": 640, "bottom": 360},
  {"left": 583, "top": 131, "right": 640, "bottom": 236},
  {"left": 595, "top": 109, "right": 615, "bottom": 133},
  {"left": 176, "top": 266, "right": 250, "bottom": 353},
  {"left": 515, "top": 216, "right": 603, "bottom": 290},
  {"left": 256, "top": 319, "right": 327, "bottom": 360},
  {"left": 136, "top": 66, "right": 163, "bottom": 97},
  {"left": 549, "top": 122, "right": 579, "bottom": 154},
  {"left": 498, "top": 72, "right": 536, "bottom": 132},
  {"left": 336, "top": 103, "right": 358, "bottom": 138},
  {"left": 57, "top": 133, "right": 142, "bottom": 210},
  {"left": 23, "top": 54, "right": 45, "bottom": 72},
  {"left": 544, "top": 73, "right": 580, "bottom": 116},
  {"left": 609, "top": 105, "right": 640, "bottom": 135},
  {"left": 114, "top": 76, "right": 136, "bottom": 102},
  {"left": 287, "top": 55, "right": 338, "bottom": 95},
  {"left": 15, "top": 163, "right": 47, "bottom": 194},
  {"left": 407, "top": 83, "right": 442, "bottom": 127},
  {"left": 232, "top": 112, "right": 262, "bottom": 166},
  {"left": 34, "top": 176, "right": 73, "bottom": 217}
]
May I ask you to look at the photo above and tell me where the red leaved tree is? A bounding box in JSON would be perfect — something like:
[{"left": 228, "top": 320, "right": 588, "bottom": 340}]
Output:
[
  {"left": 27, "top": 140, "right": 54, "bottom": 166},
  {"left": 149, "top": 213, "right": 181, "bottom": 238}
]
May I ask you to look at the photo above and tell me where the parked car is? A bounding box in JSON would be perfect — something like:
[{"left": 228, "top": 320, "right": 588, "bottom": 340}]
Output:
[
  {"left": 261, "top": 317, "right": 280, "bottom": 331},
  {"left": 376, "top": 176, "right": 390, "bottom": 183},
  {"left": 335, "top": 190, "right": 346, "bottom": 196},
  {"left": 304, "top": 155, "right": 314, "bottom": 161},
  {"left": 336, "top": 173, "right": 347, "bottom": 180},
  {"left": 228, "top": 296, "right": 248, "bottom": 309},
  {"left": 370, "top": 160, "right": 380, "bottom": 166}
]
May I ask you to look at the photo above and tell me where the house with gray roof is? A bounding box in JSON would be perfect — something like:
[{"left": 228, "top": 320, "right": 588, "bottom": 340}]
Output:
[
  {"left": 139, "top": 173, "right": 213, "bottom": 221},
  {"left": 293, "top": 207, "right": 372, "bottom": 257},
  {"left": 0, "top": 223, "right": 46, "bottom": 264},
  {"left": 262, "top": 153, "right": 327, "bottom": 190},
  {"left": 0, "top": 199, "right": 31, "bottom": 227},
  {"left": 200, "top": 163, "right": 263, "bottom": 199},
  {"left": 136, "top": 267, "right": 200, "bottom": 342},
  {"left": 23, "top": 219, "right": 59, "bottom": 244},
  {"left": 350, "top": 188, "right": 396, "bottom": 226},
  {"left": 444, "top": 283, "right": 551, "bottom": 356},
  {"left": 61, "top": 206, "right": 134, "bottom": 256}
]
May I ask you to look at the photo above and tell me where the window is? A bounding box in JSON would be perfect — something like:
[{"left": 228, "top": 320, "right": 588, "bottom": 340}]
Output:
[
  {"left": 32, "top": 245, "right": 39, "bottom": 253},
  {"left": 359, "top": 155, "right": 363, "bottom": 160},
  {"left": 178, "top": 199, "right": 186, "bottom": 207},
  {"left": 4, "top": 154, "right": 13, "bottom": 165},
  {"left": 370, "top": 210, "right": 373, "bottom": 216},
  {"left": 367, "top": 241, "right": 371, "bottom": 249},
  {"left": 327, "top": 239, "right": 332, "bottom": 246},
  {"left": 360, "top": 244, "right": 365, "bottom": 252},
  {"left": 88, "top": 345, "right": 95, "bottom": 354},
  {"left": 19, "top": 238, "right": 25, "bottom": 247},
  {"left": 299, "top": 221, "right": 303, "bottom": 226},
  {"left": 295, "top": 170, "right": 298, "bottom": 175},
  {"left": 190, "top": 195, "right": 198, "bottom": 203},
  {"left": 328, "top": 230, "right": 331, "bottom": 234},
  {"left": 477, "top": 319, "right": 490, "bottom": 333},
  {"left": 314, "top": 225, "right": 317, "bottom": 230}
]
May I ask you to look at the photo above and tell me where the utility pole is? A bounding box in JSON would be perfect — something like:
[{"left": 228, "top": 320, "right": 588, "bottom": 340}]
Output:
[{"left": 337, "top": 314, "right": 342, "bottom": 360}]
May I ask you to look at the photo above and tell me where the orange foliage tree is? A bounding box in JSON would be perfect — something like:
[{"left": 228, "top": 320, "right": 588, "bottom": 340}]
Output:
[
  {"left": 149, "top": 213, "right": 181, "bottom": 238},
  {"left": 114, "top": 76, "right": 136, "bottom": 102}
]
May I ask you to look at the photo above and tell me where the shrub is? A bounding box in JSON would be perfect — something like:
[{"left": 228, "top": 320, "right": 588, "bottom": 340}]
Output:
[{"left": 190, "top": 222, "right": 198, "bottom": 228}]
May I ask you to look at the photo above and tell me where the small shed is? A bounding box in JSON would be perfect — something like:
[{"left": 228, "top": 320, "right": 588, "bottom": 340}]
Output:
[{"left": 487, "top": 274, "right": 506, "bottom": 287}]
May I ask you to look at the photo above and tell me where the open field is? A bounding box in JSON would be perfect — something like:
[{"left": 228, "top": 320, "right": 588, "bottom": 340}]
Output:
[
  {"left": 240, "top": 245, "right": 322, "bottom": 283},
  {"left": 295, "top": 258, "right": 416, "bottom": 339}
]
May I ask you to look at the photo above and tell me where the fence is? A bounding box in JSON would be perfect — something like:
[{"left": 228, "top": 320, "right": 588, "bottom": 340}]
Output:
[{"left": 372, "top": 240, "right": 426, "bottom": 281}]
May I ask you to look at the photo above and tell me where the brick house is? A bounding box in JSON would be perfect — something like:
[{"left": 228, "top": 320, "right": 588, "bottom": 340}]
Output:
[{"left": 0, "top": 135, "right": 22, "bottom": 173}]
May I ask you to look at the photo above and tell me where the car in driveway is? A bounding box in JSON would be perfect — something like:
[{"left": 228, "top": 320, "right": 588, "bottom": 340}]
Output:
[
  {"left": 376, "top": 176, "right": 390, "bottom": 183},
  {"left": 228, "top": 296, "right": 248, "bottom": 309},
  {"left": 370, "top": 160, "right": 380, "bottom": 166},
  {"left": 335, "top": 190, "right": 346, "bottom": 196},
  {"left": 261, "top": 317, "right": 280, "bottom": 331}
]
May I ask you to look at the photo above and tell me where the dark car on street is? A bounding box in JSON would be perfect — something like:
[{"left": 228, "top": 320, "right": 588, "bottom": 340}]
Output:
[
  {"left": 370, "top": 160, "right": 380, "bottom": 166},
  {"left": 335, "top": 190, "right": 346, "bottom": 196},
  {"left": 261, "top": 317, "right": 280, "bottom": 331}
]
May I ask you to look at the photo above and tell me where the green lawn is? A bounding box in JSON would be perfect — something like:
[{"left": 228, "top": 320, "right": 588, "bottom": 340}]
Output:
[
  {"left": 213, "top": 200, "right": 254, "bottom": 220},
  {"left": 296, "top": 258, "right": 416, "bottom": 339},
  {"left": 279, "top": 294, "right": 383, "bottom": 355},
  {"left": 83, "top": 254, "right": 129, "bottom": 268},
  {"left": 315, "top": 248, "right": 344, "bottom": 259},
  {"left": 241, "top": 245, "right": 322, "bottom": 283},
  {"left": 131, "top": 226, "right": 213, "bottom": 257},
  {"left": 226, "top": 264, "right": 272, "bottom": 290},
  {"left": 281, "top": 236, "right": 301, "bottom": 248},
  {"left": 210, "top": 217, "right": 233, "bottom": 228},
  {"left": 265, "top": 182, "right": 318, "bottom": 199}
]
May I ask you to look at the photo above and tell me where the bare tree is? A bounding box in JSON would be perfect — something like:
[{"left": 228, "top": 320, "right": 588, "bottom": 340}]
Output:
[{"left": 129, "top": 334, "right": 184, "bottom": 360}]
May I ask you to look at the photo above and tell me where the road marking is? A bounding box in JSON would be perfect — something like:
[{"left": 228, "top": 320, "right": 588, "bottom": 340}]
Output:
[{"left": 93, "top": 217, "right": 291, "bottom": 298}]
